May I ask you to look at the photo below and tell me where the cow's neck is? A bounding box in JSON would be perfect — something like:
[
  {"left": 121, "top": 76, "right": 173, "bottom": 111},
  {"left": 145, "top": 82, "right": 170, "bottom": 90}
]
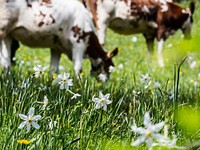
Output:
[{"left": 86, "top": 32, "right": 107, "bottom": 60}]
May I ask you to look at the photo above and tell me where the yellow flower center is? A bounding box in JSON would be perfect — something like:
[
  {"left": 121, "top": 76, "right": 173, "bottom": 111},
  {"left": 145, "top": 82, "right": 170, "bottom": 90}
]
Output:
[
  {"left": 100, "top": 99, "right": 105, "bottom": 103},
  {"left": 17, "top": 139, "right": 31, "bottom": 145},
  {"left": 28, "top": 117, "right": 33, "bottom": 123},
  {"left": 63, "top": 79, "right": 67, "bottom": 83},
  {"left": 39, "top": 71, "right": 43, "bottom": 75},
  {"left": 146, "top": 131, "right": 152, "bottom": 137}
]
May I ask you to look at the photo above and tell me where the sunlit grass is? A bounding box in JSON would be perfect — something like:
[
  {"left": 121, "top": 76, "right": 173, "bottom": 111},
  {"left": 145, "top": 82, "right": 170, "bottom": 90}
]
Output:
[{"left": 0, "top": 1, "right": 200, "bottom": 149}]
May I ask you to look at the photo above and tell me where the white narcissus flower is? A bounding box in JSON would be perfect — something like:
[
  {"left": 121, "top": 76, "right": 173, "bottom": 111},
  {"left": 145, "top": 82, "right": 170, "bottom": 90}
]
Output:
[
  {"left": 92, "top": 91, "right": 112, "bottom": 111},
  {"left": 98, "top": 73, "right": 108, "bottom": 82},
  {"left": 71, "top": 93, "right": 81, "bottom": 99},
  {"left": 131, "top": 112, "right": 167, "bottom": 148},
  {"left": 141, "top": 73, "right": 151, "bottom": 89},
  {"left": 33, "top": 65, "right": 48, "bottom": 78},
  {"left": 132, "top": 36, "right": 138, "bottom": 42},
  {"left": 151, "top": 137, "right": 186, "bottom": 150},
  {"left": 42, "top": 95, "right": 48, "bottom": 110},
  {"left": 18, "top": 107, "right": 41, "bottom": 133},
  {"left": 118, "top": 64, "right": 124, "bottom": 70},
  {"left": 109, "top": 66, "right": 115, "bottom": 73},
  {"left": 54, "top": 72, "right": 73, "bottom": 90}
]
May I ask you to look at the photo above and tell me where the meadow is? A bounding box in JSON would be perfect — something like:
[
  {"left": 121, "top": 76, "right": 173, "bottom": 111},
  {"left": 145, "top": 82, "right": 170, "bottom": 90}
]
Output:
[{"left": 0, "top": 1, "right": 200, "bottom": 150}]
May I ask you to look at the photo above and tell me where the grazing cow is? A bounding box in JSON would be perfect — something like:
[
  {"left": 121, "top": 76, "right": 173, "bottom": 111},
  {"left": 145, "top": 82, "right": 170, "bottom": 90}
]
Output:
[
  {"left": 0, "top": 0, "right": 118, "bottom": 77},
  {"left": 82, "top": 0, "right": 195, "bottom": 67}
]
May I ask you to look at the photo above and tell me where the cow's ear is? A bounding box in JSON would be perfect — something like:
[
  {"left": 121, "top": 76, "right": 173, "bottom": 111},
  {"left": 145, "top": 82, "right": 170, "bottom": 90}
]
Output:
[
  {"left": 107, "top": 48, "right": 118, "bottom": 59},
  {"left": 189, "top": 1, "right": 195, "bottom": 14}
]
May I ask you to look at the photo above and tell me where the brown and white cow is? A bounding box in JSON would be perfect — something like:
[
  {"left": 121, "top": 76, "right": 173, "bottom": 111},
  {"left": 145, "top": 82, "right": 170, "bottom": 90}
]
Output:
[
  {"left": 82, "top": 0, "right": 195, "bottom": 67},
  {"left": 0, "top": 0, "right": 118, "bottom": 77}
]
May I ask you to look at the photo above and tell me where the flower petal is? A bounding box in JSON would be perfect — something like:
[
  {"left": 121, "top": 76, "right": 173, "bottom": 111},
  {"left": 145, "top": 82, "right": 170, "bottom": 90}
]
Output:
[
  {"left": 131, "top": 125, "right": 146, "bottom": 134},
  {"left": 18, "top": 121, "right": 27, "bottom": 129},
  {"left": 144, "top": 112, "right": 151, "bottom": 127},
  {"left": 103, "top": 104, "right": 107, "bottom": 111},
  {"left": 150, "top": 121, "right": 165, "bottom": 132},
  {"left": 19, "top": 114, "right": 28, "bottom": 120},
  {"left": 131, "top": 135, "right": 146, "bottom": 146},
  {"left": 32, "top": 121, "right": 40, "bottom": 129},
  {"left": 26, "top": 123, "right": 31, "bottom": 133},
  {"left": 28, "top": 107, "right": 35, "bottom": 116},
  {"left": 32, "top": 115, "right": 41, "bottom": 121}
]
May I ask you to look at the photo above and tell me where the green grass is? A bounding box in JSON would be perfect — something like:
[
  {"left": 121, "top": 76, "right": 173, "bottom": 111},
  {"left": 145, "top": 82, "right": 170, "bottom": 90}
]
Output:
[{"left": 0, "top": 1, "right": 200, "bottom": 149}]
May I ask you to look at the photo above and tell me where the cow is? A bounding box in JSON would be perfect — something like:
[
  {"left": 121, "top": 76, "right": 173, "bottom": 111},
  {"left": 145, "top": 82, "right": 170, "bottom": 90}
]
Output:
[
  {"left": 0, "top": 0, "right": 118, "bottom": 78},
  {"left": 82, "top": 0, "right": 195, "bottom": 67}
]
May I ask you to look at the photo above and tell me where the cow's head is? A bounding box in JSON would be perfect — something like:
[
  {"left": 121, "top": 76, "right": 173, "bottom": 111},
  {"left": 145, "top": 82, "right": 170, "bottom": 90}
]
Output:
[
  {"left": 181, "top": 2, "right": 195, "bottom": 40},
  {"left": 90, "top": 48, "right": 118, "bottom": 78}
]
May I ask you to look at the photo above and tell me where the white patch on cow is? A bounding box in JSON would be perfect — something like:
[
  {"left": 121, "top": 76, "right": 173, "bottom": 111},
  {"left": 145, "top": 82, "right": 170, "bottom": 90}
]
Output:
[
  {"left": 115, "top": 1, "right": 131, "bottom": 20},
  {"left": 143, "top": 5, "right": 150, "bottom": 13},
  {"left": 148, "top": 21, "right": 158, "bottom": 28},
  {"left": 0, "top": 39, "right": 11, "bottom": 69},
  {"left": 157, "top": 39, "right": 164, "bottom": 67},
  {"left": 161, "top": 4, "right": 168, "bottom": 12}
]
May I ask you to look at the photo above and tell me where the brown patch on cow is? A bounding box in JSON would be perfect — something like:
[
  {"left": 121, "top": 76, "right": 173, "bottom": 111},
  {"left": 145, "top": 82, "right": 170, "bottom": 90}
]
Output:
[
  {"left": 85, "top": 32, "right": 106, "bottom": 59},
  {"left": 26, "top": 0, "right": 32, "bottom": 7},
  {"left": 50, "top": 14, "right": 55, "bottom": 23},
  {"left": 156, "top": 2, "right": 189, "bottom": 40},
  {"left": 42, "top": 0, "right": 52, "bottom": 4},
  {"left": 72, "top": 25, "right": 81, "bottom": 38},
  {"left": 38, "top": 22, "right": 44, "bottom": 27},
  {"left": 82, "top": 0, "right": 98, "bottom": 28}
]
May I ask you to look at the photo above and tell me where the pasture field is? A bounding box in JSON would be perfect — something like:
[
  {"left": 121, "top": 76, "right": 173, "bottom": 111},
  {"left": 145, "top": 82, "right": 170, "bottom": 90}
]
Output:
[{"left": 0, "top": 1, "right": 200, "bottom": 150}]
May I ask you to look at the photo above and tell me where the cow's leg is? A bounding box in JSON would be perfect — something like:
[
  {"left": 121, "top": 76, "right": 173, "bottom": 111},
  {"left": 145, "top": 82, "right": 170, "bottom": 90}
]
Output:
[
  {"left": 50, "top": 49, "right": 61, "bottom": 74},
  {"left": 144, "top": 34, "right": 155, "bottom": 61},
  {"left": 0, "top": 38, "right": 12, "bottom": 71},
  {"left": 72, "top": 43, "right": 86, "bottom": 77},
  {"left": 96, "top": 10, "right": 109, "bottom": 46},
  {"left": 157, "top": 39, "right": 165, "bottom": 67},
  {"left": 11, "top": 39, "right": 19, "bottom": 65}
]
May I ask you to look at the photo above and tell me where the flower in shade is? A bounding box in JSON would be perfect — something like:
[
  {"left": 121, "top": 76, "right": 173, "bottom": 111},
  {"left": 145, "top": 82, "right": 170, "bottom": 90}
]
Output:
[
  {"left": 109, "top": 66, "right": 115, "bottom": 73},
  {"left": 17, "top": 139, "right": 31, "bottom": 145},
  {"left": 131, "top": 112, "right": 167, "bottom": 148},
  {"left": 33, "top": 65, "right": 48, "bottom": 78},
  {"left": 71, "top": 93, "right": 81, "bottom": 99},
  {"left": 98, "top": 73, "right": 108, "bottom": 82},
  {"left": 53, "top": 72, "right": 73, "bottom": 90},
  {"left": 42, "top": 95, "right": 48, "bottom": 110},
  {"left": 18, "top": 107, "right": 41, "bottom": 133},
  {"left": 92, "top": 91, "right": 112, "bottom": 111},
  {"left": 140, "top": 73, "right": 151, "bottom": 89},
  {"left": 151, "top": 137, "right": 185, "bottom": 150}
]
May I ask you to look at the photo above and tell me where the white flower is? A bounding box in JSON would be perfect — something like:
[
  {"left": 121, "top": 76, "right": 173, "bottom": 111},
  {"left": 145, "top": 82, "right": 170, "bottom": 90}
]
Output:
[
  {"left": 194, "top": 81, "right": 198, "bottom": 87},
  {"left": 168, "top": 91, "right": 174, "bottom": 100},
  {"left": 151, "top": 137, "right": 186, "bottom": 149},
  {"left": 141, "top": 73, "right": 151, "bottom": 89},
  {"left": 190, "top": 61, "right": 197, "bottom": 69},
  {"left": 33, "top": 65, "right": 48, "bottom": 78},
  {"left": 161, "top": 4, "right": 168, "bottom": 12},
  {"left": 131, "top": 112, "right": 166, "bottom": 148},
  {"left": 109, "top": 66, "right": 115, "bottom": 73},
  {"left": 42, "top": 95, "right": 48, "bottom": 110},
  {"left": 132, "top": 36, "right": 138, "bottom": 42},
  {"left": 54, "top": 72, "right": 73, "bottom": 90},
  {"left": 21, "top": 78, "right": 30, "bottom": 89},
  {"left": 98, "top": 73, "right": 108, "bottom": 82},
  {"left": 92, "top": 91, "right": 112, "bottom": 111},
  {"left": 118, "top": 64, "right": 124, "bottom": 70},
  {"left": 71, "top": 93, "right": 81, "bottom": 99},
  {"left": 154, "top": 81, "right": 161, "bottom": 88},
  {"left": 49, "top": 120, "right": 57, "bottom": 130},
  {"left": 18, "top": 107, "right": 41, "bottom": 133}
]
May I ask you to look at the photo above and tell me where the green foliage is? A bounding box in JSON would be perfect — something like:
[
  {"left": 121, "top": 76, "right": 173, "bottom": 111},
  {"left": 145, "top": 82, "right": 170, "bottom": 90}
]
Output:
[{"left": 0, "top": 1, "right": 200, "bottom": 150}]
